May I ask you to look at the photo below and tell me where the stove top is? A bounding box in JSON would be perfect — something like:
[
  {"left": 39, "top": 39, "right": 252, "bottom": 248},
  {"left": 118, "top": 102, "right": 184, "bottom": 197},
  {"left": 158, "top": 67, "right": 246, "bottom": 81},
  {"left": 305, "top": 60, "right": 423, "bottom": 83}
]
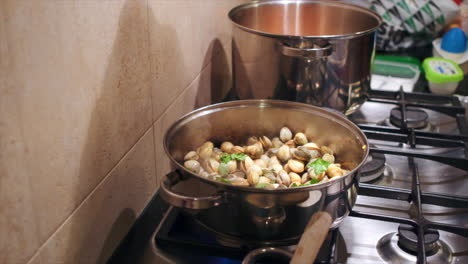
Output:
[{"left": 140, "top": 89, "right": 468, "bottom": 264}]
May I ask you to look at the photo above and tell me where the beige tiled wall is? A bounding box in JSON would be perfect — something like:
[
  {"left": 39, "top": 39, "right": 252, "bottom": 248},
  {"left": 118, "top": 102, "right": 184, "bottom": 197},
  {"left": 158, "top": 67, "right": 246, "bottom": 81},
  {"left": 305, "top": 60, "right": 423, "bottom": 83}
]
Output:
[{"left": 0, "top": 0, "right": 244, "bottom": 263}]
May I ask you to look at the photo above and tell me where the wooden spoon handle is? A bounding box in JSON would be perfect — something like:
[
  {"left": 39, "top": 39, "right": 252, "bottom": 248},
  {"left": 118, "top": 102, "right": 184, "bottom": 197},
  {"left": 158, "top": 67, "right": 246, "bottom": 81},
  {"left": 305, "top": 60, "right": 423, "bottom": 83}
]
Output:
[{"left": 290, "top": 211, "right": 333, "bottom": 264}]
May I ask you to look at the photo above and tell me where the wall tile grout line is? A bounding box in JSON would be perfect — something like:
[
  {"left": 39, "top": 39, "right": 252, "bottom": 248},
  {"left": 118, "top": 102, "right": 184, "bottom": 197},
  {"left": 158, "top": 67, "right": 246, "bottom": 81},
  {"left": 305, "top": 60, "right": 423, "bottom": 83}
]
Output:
[
  {"left": 25, "top": 124, "right": 155, "bottom": 264},
  {"left": 151, "top": 39, "right": 228, "bottom": 127},
  {"left": 146, "top": 0, "right": 160, "bottom": 189}
]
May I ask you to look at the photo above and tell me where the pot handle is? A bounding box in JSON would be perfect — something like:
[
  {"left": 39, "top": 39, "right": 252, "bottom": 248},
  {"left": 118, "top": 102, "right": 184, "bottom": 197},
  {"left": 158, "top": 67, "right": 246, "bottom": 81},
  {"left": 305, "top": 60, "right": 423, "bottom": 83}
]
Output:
[
  {"left": 160, "top": 171, "right": 224, "bottom": 210},
  {"left": 280, "top": 42, "right": 332, "bottom": 58}
]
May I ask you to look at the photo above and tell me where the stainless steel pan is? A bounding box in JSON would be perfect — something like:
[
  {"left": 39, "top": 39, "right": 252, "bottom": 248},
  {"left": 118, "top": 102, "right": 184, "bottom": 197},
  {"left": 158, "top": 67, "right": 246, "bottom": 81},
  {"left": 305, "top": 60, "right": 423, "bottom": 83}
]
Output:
[{"left": 160, "top": 100, "right": 369, "bottom": 244}]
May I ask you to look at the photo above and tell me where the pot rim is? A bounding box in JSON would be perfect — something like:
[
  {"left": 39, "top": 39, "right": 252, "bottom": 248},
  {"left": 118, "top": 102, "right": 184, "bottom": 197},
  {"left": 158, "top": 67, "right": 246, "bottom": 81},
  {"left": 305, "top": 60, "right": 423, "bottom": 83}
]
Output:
[
  {"left": 163, "top": 99, "right": 369, "bottom": 193},
  {"left": 228, "top": 0, "right": 382, "bottom": 40}
]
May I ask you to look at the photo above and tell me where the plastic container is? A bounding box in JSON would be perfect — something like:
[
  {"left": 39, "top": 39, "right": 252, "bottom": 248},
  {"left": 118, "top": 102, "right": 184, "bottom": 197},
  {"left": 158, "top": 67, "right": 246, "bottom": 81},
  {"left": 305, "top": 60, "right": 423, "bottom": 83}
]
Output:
[
  {"left": 433, "top": 28, "right": 468, "bottom": 64},
  {"left": 371, "top": 55, "right": 421, "bottom": 92},
  {"left": 422, "top": 57, "right": 464, "bottom": 95}
]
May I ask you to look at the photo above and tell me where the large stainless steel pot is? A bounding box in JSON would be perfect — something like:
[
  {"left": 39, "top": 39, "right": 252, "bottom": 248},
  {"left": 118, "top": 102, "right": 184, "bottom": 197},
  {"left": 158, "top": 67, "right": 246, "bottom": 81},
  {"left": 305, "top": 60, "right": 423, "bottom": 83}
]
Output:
[
  {"left": 229, "top": 1, "right": 382, "bottom": 115},
  {"left": 161, "top": 100, "right": 369, "bottom": 245}
]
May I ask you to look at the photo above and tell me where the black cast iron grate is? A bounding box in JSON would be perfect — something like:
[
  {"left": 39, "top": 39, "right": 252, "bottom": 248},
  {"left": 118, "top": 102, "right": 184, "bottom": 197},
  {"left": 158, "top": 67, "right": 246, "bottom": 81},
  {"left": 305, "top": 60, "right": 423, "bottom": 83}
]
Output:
[{"left": 352, "top": 88, "right": 468, "bottom": 264}]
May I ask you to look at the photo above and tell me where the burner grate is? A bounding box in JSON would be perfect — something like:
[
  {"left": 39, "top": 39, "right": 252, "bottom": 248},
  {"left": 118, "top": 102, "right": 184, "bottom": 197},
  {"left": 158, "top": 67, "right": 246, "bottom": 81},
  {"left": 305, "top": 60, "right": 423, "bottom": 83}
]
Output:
[
  {"left": 352, "top": 88, "right": 468, "bottom": 264},
  {"left": 368, "top": 90, "right": 466, "bottom": 117}
]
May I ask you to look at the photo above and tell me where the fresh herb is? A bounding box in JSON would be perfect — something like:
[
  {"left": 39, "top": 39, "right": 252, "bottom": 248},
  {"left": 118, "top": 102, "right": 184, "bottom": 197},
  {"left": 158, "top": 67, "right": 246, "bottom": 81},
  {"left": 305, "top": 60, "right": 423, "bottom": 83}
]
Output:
[
  {"left": 220, "top": 154, "right": 231, "bottom": 163},
  {"left": 255, "top": 183, "right": 268, "bottom": 188},
  {"left": 220, "top": 153, "right": 248, "bottom": 163},
  {"left": 290, "top": 182, "right": 300, "bottom": 187},
  {"left": 218, "top": 163, "right": 230, "bottom": 176},
  {"left": 300, "top": 178, "right": 321, "bottom": 186},
  {"left": 306, "top": 158, "right": 331, "bottom": 175},
  {"left": 215, "top": 177, "right": 232, "bottom": 184},
  {"left": 231, "top": 153, "right": 248, "bottom": 161}
]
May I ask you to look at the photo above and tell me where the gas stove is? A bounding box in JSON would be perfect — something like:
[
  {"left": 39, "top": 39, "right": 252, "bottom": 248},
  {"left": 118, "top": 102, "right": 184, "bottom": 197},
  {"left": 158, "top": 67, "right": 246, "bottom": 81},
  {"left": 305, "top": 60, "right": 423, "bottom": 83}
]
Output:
[{"left": 132, "top": 89, "right": 468, "bottom": 264}]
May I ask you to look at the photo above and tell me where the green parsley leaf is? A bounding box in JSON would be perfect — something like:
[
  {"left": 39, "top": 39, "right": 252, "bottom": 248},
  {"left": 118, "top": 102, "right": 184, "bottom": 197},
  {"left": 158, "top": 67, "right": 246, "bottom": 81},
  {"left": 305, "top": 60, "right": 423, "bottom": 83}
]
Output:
[
  {"left": 255, "top": 183, "right": 268, "bottom": 188},
  {"left": 220, "top": 154, "right": 232, "bottom": 164},
  {"left": 215, "top": 177, "right": 232, "bottom": 184},
  {"left": 231, "top": 153, "right": 248, "bottom": 161},
  {"left": 300, "top": 178, "right": 321, "bottom": 186},
  {"left": 306, "top": 158, "right": 331, "bottom": 175},
  {"left": 220, "top": 153, "right": 248, "bottom": 164},
  {"left": 290, "top": 182, "right": 300, "bottom": 187}
]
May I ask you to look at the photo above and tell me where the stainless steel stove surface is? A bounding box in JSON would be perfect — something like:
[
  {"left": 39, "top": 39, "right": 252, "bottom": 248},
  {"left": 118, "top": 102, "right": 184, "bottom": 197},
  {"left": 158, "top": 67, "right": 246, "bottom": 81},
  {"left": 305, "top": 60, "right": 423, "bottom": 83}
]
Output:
[{"left": 143, "top": 90, "right": 468, "bottom": 264}]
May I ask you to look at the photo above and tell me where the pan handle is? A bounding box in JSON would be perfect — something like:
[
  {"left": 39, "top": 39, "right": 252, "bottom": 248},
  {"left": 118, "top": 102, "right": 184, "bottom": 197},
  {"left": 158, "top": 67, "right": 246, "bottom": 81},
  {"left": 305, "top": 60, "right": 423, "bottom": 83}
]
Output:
[
  {"left": 160, "top": 171, "right": 225, "bottom": 210},
  {"left": 280, "top": 42, "right": 332, "bottom": 58}
]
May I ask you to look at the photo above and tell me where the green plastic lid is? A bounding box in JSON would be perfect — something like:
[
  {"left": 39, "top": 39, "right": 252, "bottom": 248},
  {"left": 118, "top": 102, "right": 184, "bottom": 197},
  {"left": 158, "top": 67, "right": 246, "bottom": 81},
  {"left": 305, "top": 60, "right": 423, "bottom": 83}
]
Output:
[{"left": 422, "top": 57, "right": 464, "bottom": 83}]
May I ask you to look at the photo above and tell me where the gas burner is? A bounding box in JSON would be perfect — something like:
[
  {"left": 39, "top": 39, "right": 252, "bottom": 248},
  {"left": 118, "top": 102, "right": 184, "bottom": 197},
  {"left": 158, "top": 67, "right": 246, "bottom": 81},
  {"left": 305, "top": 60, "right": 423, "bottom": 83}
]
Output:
[
  {"left": 360, "top": 149, "right": 386, "bottom": 183},
  {"left": 397, "top": 224, "right": 439, "bottom": 255},
  {"left": 377, "top": 232, "right": 453, "bottom": 264},
  {"left": 390, "top": 107, "right": 429, "bottom": 129}
]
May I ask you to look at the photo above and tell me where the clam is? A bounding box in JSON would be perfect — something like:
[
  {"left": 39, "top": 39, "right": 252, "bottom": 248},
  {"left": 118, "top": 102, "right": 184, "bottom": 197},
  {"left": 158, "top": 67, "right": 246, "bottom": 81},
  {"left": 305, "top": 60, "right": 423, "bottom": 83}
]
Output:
[
  {"left": 265, "top": 183, "right": 279, "bottom": 190},
  {"left": 213, "top": 147, "right": 222, "bottom": 153},
  {"left": 230, "top": 170, "right": 246, "bottom": 179},
  {"left": 184, "top": 151, "right": 199, "bottom": 161},
  {"left": 293, "top": 132, "right": 308, "bottom": 145},
  {"left": 204, "top": 158, "right": 220, "bottom": 173},
  {"left": 231, "top": 178, "right": 250, "bottom": 186},
  {"left": 321, "top": 145, "right": 334, "bottom": 155},
  {"left": 278, "top": 170, "right": 291, "bottom": 186},
  {"left": 197, "top": 141, "right": 214, "bottom": 159},
  {"left": 289, "top": 172, "right": 301, "bottom": 185},
  {"left": 322, "top": 153, "right": 335, "bottom": 163},
  {"left": 258, "top": 176, "right": 270, "bottom": 185},
  {"left": 307, "top": 149, "right": 321, "bottom": 160},
  {"left": 271, "top": 137, "right": 283, "bottom": 148},
  {"left": 220, "top": 141, "right": 234, "bottom": 153},
  {"left": 211, "top": 151, "right": 223, "bottom": 162},
  {"left": 292, "top": 147, "right": 311, "bottom": 161},
  {"left": 245, "top": 142, "right": 264, "bottom": 159},
  {"left": 271, "top": 164, "right": 283, "bottom": 174},
  {"left": 301, "top": 173, "right": 309, "bottom": 184},
  {"left": 227, "top": 160, "right": 237, "bottom": 173},
  {"left": 254, "top": 159, "right": 267, "bottom": 168},
  {"left": 303, "top": 142, "right": 320, "bottom": 151},
  {"left": 247, "top": 170, "right": 260, "bottom": 185},
  {"left": 218, "top": 163, "right": 230, "bottom": 176},
  {"left": 240, "top": 156, "right": 254, "bottom": 171},
  {"left": 285, "top": 140, "right": 296, "bottom": 149},
  {"left": 247, "top": 136, "right": 259, "bottom": 145},
  {"left": 327, "top": 166, "right": 343, "bottom": 178},
  {"left": 231, "top": 145, "right": 245, "bottom": 154},
  {"left": 262, "top": 169, "right": 277, "bottom": 182},
  {"left": 280, "top": 126, "right": 293, "bottom": 142},
  {"left": 308, "top": 168, "right": 326, "bottom": 181},
  {"left": 199, "top": 170, "right": 209, "bottom": 178},
  {"left": 207, "top": 173, "right": 218, "bottom": 181},
  {"left": 259, "top": 136, "right": 272, "bottom": 150},
  {"left": 223, "top": 174, "right": 238, "bottom": 181},
  {"left": 268, "top": 156, "right": 280, "bottom": 167},
  {"left": 248, "top": 164, "right": 263, "bottom": 176},
  {"left": 266, "top": 147, "right": 279, "bottom": 157},
  {"left": 184, "top": 160, "right": 201, "bottom": 173},
  {"left": 277, "top": 144, "right": 291, "bottom": 163},
  {"left": 260, "top": 154, "right": 270, "bottom": 165},
  {"left": 287, "top": 159, "right": 305, "bottom": 173}
]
